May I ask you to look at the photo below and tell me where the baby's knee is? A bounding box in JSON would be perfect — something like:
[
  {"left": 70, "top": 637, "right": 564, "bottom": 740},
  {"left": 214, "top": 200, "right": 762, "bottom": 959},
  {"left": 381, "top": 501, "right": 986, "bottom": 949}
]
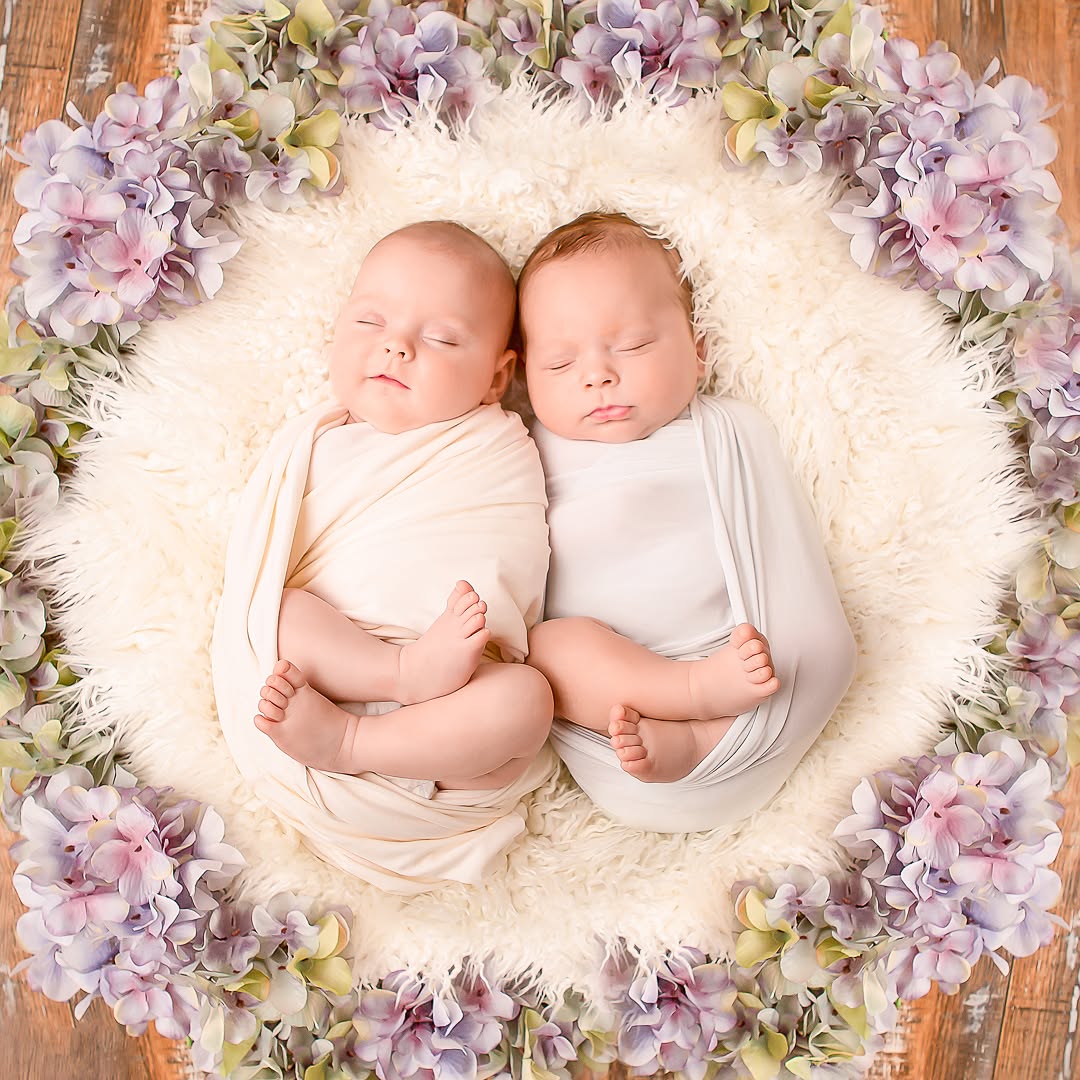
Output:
[{"left": 502, "top": 664, "right": 554, "bottom": 749}]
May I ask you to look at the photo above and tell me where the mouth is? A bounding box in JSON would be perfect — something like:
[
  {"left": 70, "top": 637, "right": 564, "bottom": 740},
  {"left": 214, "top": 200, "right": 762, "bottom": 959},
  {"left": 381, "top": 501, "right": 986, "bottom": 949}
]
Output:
[
  {"left": 588, "top": 405, "right": 631, "bottom": 422},
  {"left": 372, "top": 374, "right": 408, "bottom": 390}
]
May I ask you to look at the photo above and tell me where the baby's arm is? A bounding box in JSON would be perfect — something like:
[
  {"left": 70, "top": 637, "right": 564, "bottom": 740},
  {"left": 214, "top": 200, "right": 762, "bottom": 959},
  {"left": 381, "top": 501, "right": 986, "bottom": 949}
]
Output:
[{"left": 526, "top": 616, "right": 778, "bottom": 732}]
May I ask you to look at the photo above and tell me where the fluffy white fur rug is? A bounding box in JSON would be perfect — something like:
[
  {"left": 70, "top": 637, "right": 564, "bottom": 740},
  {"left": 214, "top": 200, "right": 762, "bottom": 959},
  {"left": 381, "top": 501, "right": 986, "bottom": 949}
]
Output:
[{"left": 26, "top": 84, "right": 1040, "bottom": 1000}]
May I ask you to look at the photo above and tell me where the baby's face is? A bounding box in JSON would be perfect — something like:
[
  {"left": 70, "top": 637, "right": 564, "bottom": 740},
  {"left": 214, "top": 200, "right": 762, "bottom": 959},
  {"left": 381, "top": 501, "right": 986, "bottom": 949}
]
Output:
[
  {"left": 328, "top": 234, "right": 514, "bottom": 433},
  {"left": 520, "top": 244, "right": 703, "bottom": 442}
]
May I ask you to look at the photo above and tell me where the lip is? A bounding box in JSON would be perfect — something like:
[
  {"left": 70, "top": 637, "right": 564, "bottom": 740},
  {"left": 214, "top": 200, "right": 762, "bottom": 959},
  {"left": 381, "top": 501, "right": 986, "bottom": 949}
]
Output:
[
  {"left": 588, "top": 405, "right": 631, "bottom": 421},
  {"left": 372, "top": 374, "right": 408, "bottom": 390}
]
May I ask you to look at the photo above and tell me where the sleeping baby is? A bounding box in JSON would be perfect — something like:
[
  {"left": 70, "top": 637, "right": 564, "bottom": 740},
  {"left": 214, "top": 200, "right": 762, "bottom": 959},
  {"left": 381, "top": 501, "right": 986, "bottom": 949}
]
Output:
[
  {"left": 520, "top": 212, "right": 858, "bottom": 833},
  {"left": 211, "top": 221, "right": 557, "bottom": 893}
]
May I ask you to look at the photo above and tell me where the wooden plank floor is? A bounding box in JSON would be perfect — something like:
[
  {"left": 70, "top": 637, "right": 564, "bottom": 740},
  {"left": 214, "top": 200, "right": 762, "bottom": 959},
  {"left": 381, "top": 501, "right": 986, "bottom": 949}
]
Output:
[{"left": 1, "top": 2, "right": 1078, "bottom": 1077}]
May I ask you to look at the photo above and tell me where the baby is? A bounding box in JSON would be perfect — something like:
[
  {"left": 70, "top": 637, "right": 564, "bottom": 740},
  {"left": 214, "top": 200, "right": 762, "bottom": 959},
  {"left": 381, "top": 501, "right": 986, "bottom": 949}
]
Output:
[
  {"left": 519, "top": 212, "right": 858, "bottom": 831},
  {"left": 250, "top": 221, "right": 553, "bottom": 790},
  {"left": 212, "top": 221, "right": 557, "bottom": 892}
]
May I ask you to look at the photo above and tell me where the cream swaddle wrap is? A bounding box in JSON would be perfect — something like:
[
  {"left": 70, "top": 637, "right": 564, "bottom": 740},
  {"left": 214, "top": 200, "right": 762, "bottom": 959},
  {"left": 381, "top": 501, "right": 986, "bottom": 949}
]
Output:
[
  {"left": 211, "top": 400, "right": 557, "bottom": 894},
  {"left": 536, "top": 394, "right": 857, "bottom": 833}
]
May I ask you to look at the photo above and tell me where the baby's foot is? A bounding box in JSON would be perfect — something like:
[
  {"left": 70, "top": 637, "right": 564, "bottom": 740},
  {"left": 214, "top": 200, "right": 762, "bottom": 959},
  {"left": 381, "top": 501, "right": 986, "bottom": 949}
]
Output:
[
  {"left": 255, "top": 660, "right": 359, "bottom": 773},
  {"left": 608, "top": 705, "right": 735, "bottom": 784},
  {"left": 395, "top": 580, "right": 490, "bottom": 704},
  {"left": 687, "top": 623, "right": 780, "bottom": 719}
]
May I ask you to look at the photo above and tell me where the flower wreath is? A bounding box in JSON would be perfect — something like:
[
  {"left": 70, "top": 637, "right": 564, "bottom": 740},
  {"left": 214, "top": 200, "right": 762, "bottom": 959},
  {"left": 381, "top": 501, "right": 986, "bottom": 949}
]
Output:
[{"left": 2, "top": 1, "right": 1077, "bottom": 1077}]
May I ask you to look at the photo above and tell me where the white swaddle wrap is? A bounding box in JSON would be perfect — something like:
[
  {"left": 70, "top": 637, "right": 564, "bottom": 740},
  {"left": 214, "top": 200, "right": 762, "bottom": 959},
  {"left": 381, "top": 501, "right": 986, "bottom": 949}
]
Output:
[
  {"left": 535, "top": 394, "right": 857, "bottom": 833},
  {"left": 211, "top": 401, "right": 557, "bottom": 893}
]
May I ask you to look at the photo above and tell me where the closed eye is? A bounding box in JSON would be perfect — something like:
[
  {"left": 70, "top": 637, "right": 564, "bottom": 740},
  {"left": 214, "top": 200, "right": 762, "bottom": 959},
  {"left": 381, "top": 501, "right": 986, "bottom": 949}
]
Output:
[
  {"left": 621, "top": 340, "right": 653, "bottom": 351},
  {"left": 426, "top": 337, "right": 458, "bottom": 347},
  {"left": 547, "top": 361, "right": 573, "bottom": 372}
]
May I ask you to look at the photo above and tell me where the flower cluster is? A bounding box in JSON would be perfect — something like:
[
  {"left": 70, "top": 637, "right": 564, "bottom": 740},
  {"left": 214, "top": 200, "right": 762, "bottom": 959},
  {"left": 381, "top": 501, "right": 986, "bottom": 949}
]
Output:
[
  {"left": 2, "top": 3, "right": 1077, "bottom": 1078},
  {"left": 189, "top": 892, "right": 355, "bottom": 1077},
  {"left": 188, "top": 0, "right": 495, "bottom": 134},
  {"left": 12, "top": 766, "right": 245, "bottom": 1036},
  {"left": 607, "top": 947, "right": 738, "bottom": 1077},
  {"left": 833, "top": 736, "right": 1065, "bottom": 998},
  {"left": 469, "top": 0, "right": 819, "bottom": 103},
  {"left": 729, "top": 867, "right": 898, "bottom": 1076},
  {"left": 829, "top": 47, "right": 1063, "bottom": 314},
  {"left": 9, "top": 80, "right": 243, "bottom": 347}
]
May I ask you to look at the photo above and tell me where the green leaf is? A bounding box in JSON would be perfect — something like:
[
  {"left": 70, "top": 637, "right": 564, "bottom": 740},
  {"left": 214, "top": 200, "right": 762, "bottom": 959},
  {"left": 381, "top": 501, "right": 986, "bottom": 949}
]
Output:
[
  {"left": 294, "top": 108, "right": 341, "bottom": 148},
  {"left": 832, "top": 999, "right": 869, "bottom": 1039},
  {"left": 208, "top": 37, "right": 243, "bottom": 75},
  {"left": 296, "top": 0, "right": 336, "bottom": 35},
  {"left": 0, "top": 667, "right": 24, "bottom": 713},
  {"left": 804, "top": 76, "right": 848, "bottom": 110},
  {"left": 0, "top": 518, "right": 17, "bottom": 563},
  {"left": 722, "top": 82, "right": 771, "bottom": 121},
  {"left": 816, "top": 0, "right": 854, "bottom": 47},
  {"left": 735, "top": 928, "right": 781, "bottom": 967},
  {"left": 0, "top": 395, "right": 35, "bottom": 439},
  {"left": 785, "top": 1057, "right": 813, "bottom": 1080},
  {"left": 215, "top": 108, "right": 261, "bottom": 143},
  {"left": 222, "top": 1037, "right": 258, "bottom": 1077},
  {"left": 741, "top": 1037, "right": 783, "bottom": 1080},
  {"left": 0, "top": 738, "right": 34, "bottom": 770},
  {"left": 224, "top": 967, "right": 270, "bottom": 1001},
  {"left": 304, "top": 955, "right": 353, "bottom": 995},
  {"left": 304, "top": 146, "right": 336, "bottom": 189}
]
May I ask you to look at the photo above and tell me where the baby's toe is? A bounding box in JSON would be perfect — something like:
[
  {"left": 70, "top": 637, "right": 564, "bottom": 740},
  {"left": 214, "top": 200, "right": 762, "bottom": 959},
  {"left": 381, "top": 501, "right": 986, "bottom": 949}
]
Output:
[
  {"left": 463, "top": 613, "right": 487, "bottom": 636},
  {"left": 266, "top": 673, "right": 295, "bottom": 697},
  {"left": 608, "top": 714, "right": 638, "bottom": 738},
  {"left": 748, "top": 666, "right": 775, "bottom": 685},
  {"left": 260, "top": 685, "right": 288, "bottom": 709},
  {"left": 454, "top": 590, "right": 481, "bottom": 616},
  {"left": 610, "top": 732, "right": 643, "bottom": 750},
  {"left": 744, "top": 652, "right": 770, "bottom": 672},
  {"left": 279, "top": 662, "right": 308, "bottom": 690},
  {"left": 730, "top": 623, "right": 758, "bottom": 648},
  {"left": 447, "top": 580, "right": 472, "bottom": 604},
  {"left": 256, "top": 699, "right": 285, "bottom": 723},
  {"left": 738, "top": 638, "right": 765, "bottom": 660},
  {"left": 616, "top": 744, "right": 648, "bottom": 763}
]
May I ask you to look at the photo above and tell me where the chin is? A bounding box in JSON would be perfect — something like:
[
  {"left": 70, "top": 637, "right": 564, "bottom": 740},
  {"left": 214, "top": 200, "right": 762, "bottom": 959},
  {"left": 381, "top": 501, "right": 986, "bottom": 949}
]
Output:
[{"left": 581, "top": 422, "right": 653, "bottom": 443}]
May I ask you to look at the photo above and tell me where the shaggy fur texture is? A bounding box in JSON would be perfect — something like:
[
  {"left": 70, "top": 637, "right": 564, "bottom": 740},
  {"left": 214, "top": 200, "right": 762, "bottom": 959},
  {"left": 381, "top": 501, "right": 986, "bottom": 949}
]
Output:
[{"left": 25, "top": 85, "right": 1040, "bottom": 1000}]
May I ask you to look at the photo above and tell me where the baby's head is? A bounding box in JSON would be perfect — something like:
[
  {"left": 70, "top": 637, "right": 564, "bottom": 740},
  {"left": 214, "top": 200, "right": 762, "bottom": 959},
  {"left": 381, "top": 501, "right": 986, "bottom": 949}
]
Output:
[
  {"left": 329, "top": 221, "right": 517, "bottom": 434},
  {"left": 517, "top": 212, "right": 703, "bottom": 443}
]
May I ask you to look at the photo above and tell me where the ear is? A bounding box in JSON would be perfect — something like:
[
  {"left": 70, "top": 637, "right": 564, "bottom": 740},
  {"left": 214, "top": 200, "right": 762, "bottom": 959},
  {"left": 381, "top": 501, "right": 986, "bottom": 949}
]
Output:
[
  {"left": 481, "top": 348, "right": 517, "bottom": 404},
  {"left": 695, "top": 334, "right": 708, "bottom": 380}
]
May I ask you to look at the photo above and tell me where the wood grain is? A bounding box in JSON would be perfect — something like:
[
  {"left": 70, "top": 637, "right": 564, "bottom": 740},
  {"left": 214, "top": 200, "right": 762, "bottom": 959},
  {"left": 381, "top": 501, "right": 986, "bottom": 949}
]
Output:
[
  {"left": 64, "top": 0, "right": 205, "bottom": 122},
  {"left": 992, "top": 757, "right": 1080, "bottom": 1080},
  {"left": 1, "top": 1, "right": 1079, "bottom": 1079},
  {"left": 1, "top": 819, "right": 191, "bottom": 1080},
  {"left": 0, "top": 0, "right": 83, "bottom": 296},
  {"left": 1000, "top": 0, "right": 1080, "bottom": 243}
]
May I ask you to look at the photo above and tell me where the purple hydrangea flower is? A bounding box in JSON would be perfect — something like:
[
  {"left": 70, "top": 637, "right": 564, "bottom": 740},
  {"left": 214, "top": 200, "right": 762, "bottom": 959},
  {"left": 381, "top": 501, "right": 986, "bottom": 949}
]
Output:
[
  {"left": 11, "top": 767, "right": 244, "bottom": 1029},
  {"left": 338, "top": 0, "right": 495, "bottom": 128},
  {"left": 834, "top": 737, "right": 1066, "bottom": 999}
]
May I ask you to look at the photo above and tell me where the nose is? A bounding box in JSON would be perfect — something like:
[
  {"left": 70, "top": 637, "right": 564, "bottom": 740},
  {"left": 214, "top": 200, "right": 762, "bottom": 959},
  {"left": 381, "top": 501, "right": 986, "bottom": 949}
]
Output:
[
  {"left": 582, "top": 357, "right": 618, "bottom": 389},
  {"left": 382, "top": 336, "right": 414, "bottom": 363}
]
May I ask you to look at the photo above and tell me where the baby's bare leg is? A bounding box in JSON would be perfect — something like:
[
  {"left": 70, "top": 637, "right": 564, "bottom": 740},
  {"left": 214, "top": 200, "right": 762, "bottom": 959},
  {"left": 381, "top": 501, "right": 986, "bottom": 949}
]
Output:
[
  {"left": 526, "top": 617, "right": 779, "bottom": 733},
  {"left": 254, "top": 660, "right": 553, "bottom": 781},
  {"left": 277, "top": 581, "right": 489, "bottom": 706}
]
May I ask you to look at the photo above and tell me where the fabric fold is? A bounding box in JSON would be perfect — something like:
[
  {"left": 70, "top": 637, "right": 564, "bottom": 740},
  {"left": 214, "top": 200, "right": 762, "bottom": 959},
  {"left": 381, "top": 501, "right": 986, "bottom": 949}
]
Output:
[
  {"left": 211, "top": 400, "right": 556, "bottom": 893},
  {"left": 541, "top": 394, "right": 858, "bottom": 833}
]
